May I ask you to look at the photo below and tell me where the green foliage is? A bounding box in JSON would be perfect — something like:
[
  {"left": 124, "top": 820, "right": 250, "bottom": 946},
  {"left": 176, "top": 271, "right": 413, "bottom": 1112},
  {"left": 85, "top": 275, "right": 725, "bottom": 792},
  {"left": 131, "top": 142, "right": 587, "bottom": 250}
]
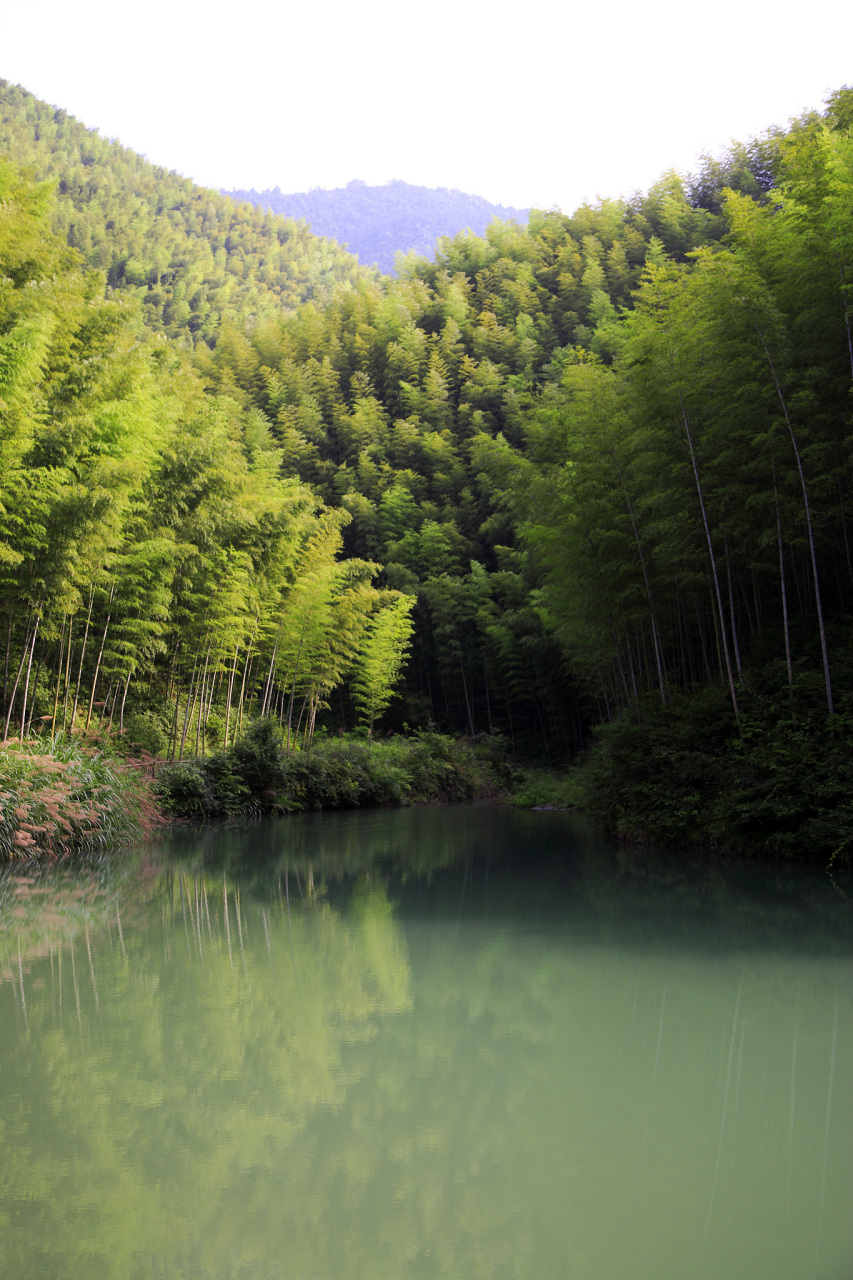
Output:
[
  {"left": 352, "top": 593, "right": 415, "bottom": 734},
  {"left": 155, "top": 721, "right": 496, "bottom": 820},
  {"left": 0, "top": 81, "right": 368, "bottom": 344},
  {"left": 509, "top": 768, "right": 583, "bottom": 810},
  {"left": 573, "top": 666, "right": 853, "bottom": 863},
  {"left": 121, "top": 710, "right": 168, "bottom": 756}
]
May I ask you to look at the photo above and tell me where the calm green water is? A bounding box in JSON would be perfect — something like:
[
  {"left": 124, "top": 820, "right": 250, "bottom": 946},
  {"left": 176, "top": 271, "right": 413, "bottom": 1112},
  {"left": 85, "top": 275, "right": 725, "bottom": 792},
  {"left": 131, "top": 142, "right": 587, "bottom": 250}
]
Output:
[{"left": 1, "top": 807, "right": 851, "bottom": 1280}]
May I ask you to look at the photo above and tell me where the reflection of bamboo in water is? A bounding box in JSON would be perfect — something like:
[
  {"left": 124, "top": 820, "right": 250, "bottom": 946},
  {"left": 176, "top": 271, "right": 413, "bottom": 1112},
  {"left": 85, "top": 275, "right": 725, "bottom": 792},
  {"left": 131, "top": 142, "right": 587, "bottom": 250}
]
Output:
[
  {"left": 179, "top": 872, "right": 191, "bottom": 957},
  {"left": 628, "top": 976, "right": 640, "bottom": 1044},
  {"left": 202, "top": 883, "right": 213, "bottom": 940},
  {"left": 17, "top": 937, "right": 28, "bottom": 1031},
  {"left": 262, "top": 908, "right": 271, "bottom": 958},
  {"left": 70, "top": 940, "right": 82, "bottom": 1032},
  {"left": 732, "top": 1021, "right": 745, "bottom": 1132},
  {"left": 116, "top": 905, "right": 126, "bottom": 960},
  {"left": 653, "top": 985, "right": 667, "bottom": 1079},
  {"left": 161, "top": 901, "right": 168, "bottom": 962},
  {"left": 193, "top": 877, "right": 204, "bottom": 967},
  {"left": 459, "top": 858, "right": 470, "bottom": 909},
  {"left": 58, "top": 943, "right": 62, "bottom": 1015},
  {"left": 223, "top": 877, "right": 233, "bottom": 967},
  {"left": 284, "top": 870, "right": 296, "bottom": 970},
  {"left": 786, "top": 1029, "right": 797, "bottom": 1222},
  {"left": 236, "top": 889, "right": 246, "bottom": 966},
  {"left": 85, "top": 926, "right": 99, "bottom": 1010},
  {"left": 812, "top": 1006, "right": 838, "bottom": 1280},
  {"left": 698, "top": 986, "right": 741, "bottom": 1276}
]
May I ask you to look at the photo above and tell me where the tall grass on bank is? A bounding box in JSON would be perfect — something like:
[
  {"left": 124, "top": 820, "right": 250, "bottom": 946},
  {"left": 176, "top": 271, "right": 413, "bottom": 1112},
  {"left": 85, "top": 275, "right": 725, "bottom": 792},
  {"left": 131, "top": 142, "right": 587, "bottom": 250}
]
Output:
[{"left": 0, "top": 736, "right": 161, "bottom": 860}]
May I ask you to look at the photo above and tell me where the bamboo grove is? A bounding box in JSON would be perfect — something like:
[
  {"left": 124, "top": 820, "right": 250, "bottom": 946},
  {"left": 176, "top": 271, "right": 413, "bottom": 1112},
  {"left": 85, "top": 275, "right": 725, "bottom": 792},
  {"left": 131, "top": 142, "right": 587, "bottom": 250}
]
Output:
[
  {"left": 2, "top": 81, "right": 853, "bottom": 773},
  {"left": 0, "top": 162, "right": 414, "bottom": 753}
]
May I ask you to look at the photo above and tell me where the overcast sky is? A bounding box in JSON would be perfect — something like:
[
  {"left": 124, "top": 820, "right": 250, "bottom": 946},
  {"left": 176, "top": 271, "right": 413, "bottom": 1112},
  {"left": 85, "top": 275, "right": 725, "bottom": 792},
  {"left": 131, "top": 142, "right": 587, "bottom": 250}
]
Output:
[{"left": 2, "top": 0, "right": 852, "bottom": 213}]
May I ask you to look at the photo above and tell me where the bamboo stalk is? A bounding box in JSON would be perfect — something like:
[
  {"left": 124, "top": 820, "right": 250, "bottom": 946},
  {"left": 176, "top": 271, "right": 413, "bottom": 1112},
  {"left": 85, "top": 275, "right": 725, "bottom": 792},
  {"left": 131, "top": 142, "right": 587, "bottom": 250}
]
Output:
[{"left": 51, "top": 615, "right": 67, "bottom": 737}]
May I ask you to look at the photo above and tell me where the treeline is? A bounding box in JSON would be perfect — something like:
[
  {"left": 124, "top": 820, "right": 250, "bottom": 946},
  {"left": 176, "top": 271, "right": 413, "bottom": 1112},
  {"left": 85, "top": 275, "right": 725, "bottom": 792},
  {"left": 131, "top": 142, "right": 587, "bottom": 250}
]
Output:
[
  {"left": 0, "top": 81, "right": 368, "bottom": 345},
  {"left": 223, "top": 179, "right": 529, "bottom": 276}
]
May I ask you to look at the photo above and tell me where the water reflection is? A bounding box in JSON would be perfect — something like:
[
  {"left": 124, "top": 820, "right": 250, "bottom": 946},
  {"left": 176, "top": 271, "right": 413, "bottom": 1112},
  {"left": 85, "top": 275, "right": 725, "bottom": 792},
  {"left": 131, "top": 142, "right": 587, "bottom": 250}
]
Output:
[{"left": 1, "top": 808, "right": 851, "bottom": 1280}]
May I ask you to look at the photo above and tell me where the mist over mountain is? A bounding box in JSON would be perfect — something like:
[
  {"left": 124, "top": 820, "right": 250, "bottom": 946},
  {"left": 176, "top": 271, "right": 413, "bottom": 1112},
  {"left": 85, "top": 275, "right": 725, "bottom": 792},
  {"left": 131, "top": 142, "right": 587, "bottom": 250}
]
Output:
[{"left": 221, "top": 179, "right": 529, "bottom": 275}]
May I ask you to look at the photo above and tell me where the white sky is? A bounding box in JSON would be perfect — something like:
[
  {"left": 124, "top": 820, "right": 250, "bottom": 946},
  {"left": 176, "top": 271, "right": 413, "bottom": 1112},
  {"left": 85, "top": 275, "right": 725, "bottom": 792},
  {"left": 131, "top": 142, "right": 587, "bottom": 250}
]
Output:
[{"left": 1, "top": 0, "right": 851, "bottom": 213}]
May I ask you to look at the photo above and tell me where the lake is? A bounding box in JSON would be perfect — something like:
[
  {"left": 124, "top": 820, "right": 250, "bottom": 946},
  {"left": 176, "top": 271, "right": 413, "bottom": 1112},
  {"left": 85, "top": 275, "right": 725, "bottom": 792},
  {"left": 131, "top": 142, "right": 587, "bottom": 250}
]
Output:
[{"left": 1, "top": 806, "right": 851, "bottom": 1279}]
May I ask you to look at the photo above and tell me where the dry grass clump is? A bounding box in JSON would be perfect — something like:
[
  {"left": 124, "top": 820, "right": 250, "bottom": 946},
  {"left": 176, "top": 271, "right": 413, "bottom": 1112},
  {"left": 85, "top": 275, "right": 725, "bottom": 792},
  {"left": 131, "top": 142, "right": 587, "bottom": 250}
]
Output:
[{"left": 0, "top": 735, "right": 162, "bottom": 860}]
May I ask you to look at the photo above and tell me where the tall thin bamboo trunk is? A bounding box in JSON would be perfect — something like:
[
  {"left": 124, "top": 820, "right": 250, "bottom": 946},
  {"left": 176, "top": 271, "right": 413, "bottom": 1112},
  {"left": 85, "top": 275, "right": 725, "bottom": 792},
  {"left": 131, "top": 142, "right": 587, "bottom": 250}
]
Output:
[
  {"left": 194, "top": 643, "right": 211, "bottom": 759},
  {"left": 755, "top": 323, "right": 832, "bottom": 715},
  {"left": 70, "top": 587, "right": 95, "bottom": 736},
  {"left": 223, "top": 645, "right": 239, "bottom": 747},
  {"left": 773, "top": 461, "right": 794, "bottom": 704},
  {"left": 725, "top": 539, "right": 743, "bottom": 679},
  {"left": 3, "top": 615, "right": 34, "bottom": 741},
  {"left": 19, "top": 617, "right": 40, "bottom": 739},
  {"left": 25, "top": 644, "right": 45, "bottom": 736},
  {"left": 85, "top": 613, "right": 112, "bottom": 732},
  {"left": 178, "top": 646, "right": 202, "bottom": 762},
  {"left": 51, "top": 616, "right": 67, "bottom": 737},
  {"left": 236, "top": 646, "right": 256, "bottom": 740},
  {"left": 119, "top": 667, "right": 133, "bottom": 736},
  {"left": 611, "top": 449, "right": 667, "bottom": 704},
  {"left": 460, "top": 660, "right": 475, "bottom": 737},
  {"left": 61, "top": 617, "right": 74, "bottom": 733},
  {"left": 679, "top": 399, "right": 740, "bottom": 726},
  {"left": 260, "top": 645, "right": 278, "bottom": 718}
]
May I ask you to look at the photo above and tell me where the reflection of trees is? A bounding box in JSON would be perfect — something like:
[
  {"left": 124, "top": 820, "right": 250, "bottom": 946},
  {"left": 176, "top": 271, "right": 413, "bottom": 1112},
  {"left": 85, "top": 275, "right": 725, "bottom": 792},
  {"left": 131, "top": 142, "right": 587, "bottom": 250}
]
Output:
[
  {"left": 0, "top": 852, "right": 161, "bottom": 987},
  {"left": 0, "top": 873, "right": 412, "bottom": 1278},
  {"left": 1, "top": 809, "right": 851, "bottom": 1279}
]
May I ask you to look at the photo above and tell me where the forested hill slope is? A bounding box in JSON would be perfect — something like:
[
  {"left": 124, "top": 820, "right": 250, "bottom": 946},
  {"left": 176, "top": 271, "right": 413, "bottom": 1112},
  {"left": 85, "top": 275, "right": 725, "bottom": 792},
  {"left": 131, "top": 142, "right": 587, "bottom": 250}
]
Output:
[
  {"left": 0, "top": 80, "right": 369, "bottom": 345},
  {"left": 221, "top": 179, "right": 529, "bottom": 275}
]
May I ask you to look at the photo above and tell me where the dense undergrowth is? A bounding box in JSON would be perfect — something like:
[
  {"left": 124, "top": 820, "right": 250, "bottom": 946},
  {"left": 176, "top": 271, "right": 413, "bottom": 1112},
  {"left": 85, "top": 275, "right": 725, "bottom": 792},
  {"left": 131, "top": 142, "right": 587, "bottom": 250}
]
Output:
[
  {"left": 566, "top": 660, "right": 853, "bottom": 865},
  {"left": 154, "top": 721, "right": 513, "bottom": 820},
  {"left": 0, "top": 736, "right": 162, "bottom": 860}
]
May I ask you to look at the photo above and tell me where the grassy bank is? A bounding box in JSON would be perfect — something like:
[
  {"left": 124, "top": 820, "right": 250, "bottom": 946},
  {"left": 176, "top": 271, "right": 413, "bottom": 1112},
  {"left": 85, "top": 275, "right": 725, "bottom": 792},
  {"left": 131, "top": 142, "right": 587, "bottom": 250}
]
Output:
[{"left": 0, "top": 736, "right": 162, "bottom": 860}]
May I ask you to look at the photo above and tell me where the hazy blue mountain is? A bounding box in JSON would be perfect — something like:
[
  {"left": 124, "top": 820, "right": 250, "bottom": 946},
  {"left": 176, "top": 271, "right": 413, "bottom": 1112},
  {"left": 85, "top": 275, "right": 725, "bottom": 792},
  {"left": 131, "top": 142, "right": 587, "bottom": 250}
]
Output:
[{"left": 221, "top": 179, "right": 529, "bottom": 275}]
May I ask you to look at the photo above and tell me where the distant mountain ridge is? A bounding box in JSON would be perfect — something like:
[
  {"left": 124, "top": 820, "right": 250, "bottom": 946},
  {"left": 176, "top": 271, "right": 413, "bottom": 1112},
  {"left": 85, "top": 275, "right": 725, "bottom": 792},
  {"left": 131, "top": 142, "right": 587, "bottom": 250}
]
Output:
[{"left": 221, "top": 179, "right": 529, "bottom": 275}]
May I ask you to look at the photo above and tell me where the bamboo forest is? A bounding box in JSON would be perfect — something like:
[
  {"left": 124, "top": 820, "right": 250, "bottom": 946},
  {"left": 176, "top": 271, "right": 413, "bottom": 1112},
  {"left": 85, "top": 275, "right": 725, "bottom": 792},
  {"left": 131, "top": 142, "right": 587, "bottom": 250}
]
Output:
[{"left": 2, "top": 79, "right": 853, "bottom": 861}]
